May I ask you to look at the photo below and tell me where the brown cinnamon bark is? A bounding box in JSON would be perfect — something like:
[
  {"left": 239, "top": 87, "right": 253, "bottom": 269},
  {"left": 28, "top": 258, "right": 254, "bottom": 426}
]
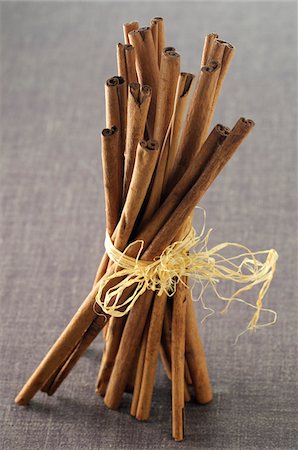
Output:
[
  {"left": 135, "top": 292, "right": 168, "bottom": 420},
  {"left": 171, "top": 281, "right": 187, "bottom": 441},
  {"left": 123, "top": 21, "right": 139, "bottom": 45},
  {"left": 172, "top": 61, "right": 222, "bottom": 183},
  {"left": 201, "top": 33, "right": 219, "bottom": 67},
  {"left": 185, "top": 289, "right": 212, "bottom": 404},
  {"left": 154, "top": 48, "right": 180, "bottom": 144},
  {"left": 149, "top": 19, "right": 159, "bottom": 64},
  {"left": 162, "top": 72, "right": 195, "bottom": 195},
  {"left": 123, "top": 84, "right": 152, "bottom": 199},
  {"left": 208, "top": 39, "right": 235, "bottom": 116},
  {"left": 151, "top": 17, "right": 165, "bottom": 67},
  {"left": 101, "top": 127, "right": 122, "bottom": 235},
  {"left": 128, "top": 27, "right": 159, "bottom": 136},
  {"left": 105, "top": 76, "right": 127, "bottom": 191},
  {"left": 130, "top": 319, "right": 150, "bottom": 416},
  {"left": 141, "top": 48, "right": 180, "bottom": 222},
  {"left": 117, "top": 43, "right": 138, "bottom": 86}
]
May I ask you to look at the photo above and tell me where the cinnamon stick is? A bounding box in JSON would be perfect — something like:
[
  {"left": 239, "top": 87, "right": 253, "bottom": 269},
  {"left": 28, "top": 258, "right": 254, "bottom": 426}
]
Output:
[
  {"left": 105, "top": 75, "right": 127, "bottom": 158},
  {"left": 201, "top": 32, "right": 219, "bottom": 67},
  {"left": 208, "top": 39, "right": 235, "bottom": 115},
  {"left": 130, "top": 319, "right": 150, "bottom": 416},
  {"left": 141, "top": 48, "right": 180, "bottom": 222},
  {"left": 135, "top": 292, "right": 167, "bottom": 420},
  {"left": 162, "top": 72, "right": 195, "bottom": 195},
  {"left": 101, "top": 127, "right": 122, "bottom": 235},
  {"left": 185, "top": 289, "right": 212, "bottom": 404},
  {"left": 105, "top": 75, "right": 127, "bottom": 210},
  {"left": 128, "top": 27, "right": 159, "bottom": 136},
  {"left": 117, "top": 43, "right": 138, "bottom": 86},
  {"left": 160, "top": 295, "right": 192, "bottom": 388},
  {"left": 149, "top": 19, "right": 159, "bottom": 64},
  {"left": 154, "top": 47, "right": 180, "bottom": 145},
  {"left": 171, "top": 61, "right": 222, "bottom": 183},
  {"left": 171, "top": 281, "right": 187, "bottom": 441},
  {"left": 123, "top": 21, "right": 139, "bottom": 45},
  {"left": 123, "top": 83, "right": 152, "bottom": 199},
  {"left": 151, "top": 17, "right": 165, "bottom": 67}
]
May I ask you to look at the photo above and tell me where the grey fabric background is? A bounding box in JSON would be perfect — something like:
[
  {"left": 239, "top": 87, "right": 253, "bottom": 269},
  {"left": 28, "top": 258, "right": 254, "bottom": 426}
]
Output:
[{"left": 1, "top": 2, "right": 297, "bottom": 449}]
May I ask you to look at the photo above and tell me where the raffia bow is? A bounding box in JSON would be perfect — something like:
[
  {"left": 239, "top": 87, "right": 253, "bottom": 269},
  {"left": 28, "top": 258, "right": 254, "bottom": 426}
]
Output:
[{"left": 95, "top": 213, "right": 278, "bottom": 333}]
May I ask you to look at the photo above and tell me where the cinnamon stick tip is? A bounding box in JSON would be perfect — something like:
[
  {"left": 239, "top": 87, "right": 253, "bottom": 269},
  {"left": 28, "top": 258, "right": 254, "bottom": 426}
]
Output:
[
  {"left": 163, "top": 47, "right": 180, "bottom": 58},
  {"left": 208, "top": 32, "right": 219, "bottom": 39},
  {"left": 202, "top": 60, "right": 221, "bottom": 73},
  {"left": 129, "top": 81, "right": 140, "bottom": 91},
  {"left": 102, "top": 126, "right": 118, "bottom": 137},
  {"left": 216, "top": 124, "right": 230, "bottom": 136},
  {"left": 123, "top": 21, "right": 139, "bottom": 27},
  {"left": 141, "top": 85, "right": 152, "bottom": 96},
  {"left": 240, "top": 117, "right": 255, "bottom": 127},
  {"left": 140, "top": 139, "right": 159, "bottom": 151},
  {"left": 180, "top": 72, "right": 195, "bottom": 96},
  {"left": 216, "top": 38, "right": 235, "bottom": 50},
  {"left": 15, "top": 394, "right": 27, "bottom": 406},
  {"left": 106, "top": 76, "right": 125, "bottom": 87},
  {"left": 124, "top": 44, "right": 134, "bottom": 51}
]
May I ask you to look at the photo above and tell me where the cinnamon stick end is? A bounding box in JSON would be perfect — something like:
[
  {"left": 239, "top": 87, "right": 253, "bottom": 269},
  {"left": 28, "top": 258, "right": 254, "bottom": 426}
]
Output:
[{"left": 15, "top": 394, "right": 28, "bottom": 406}]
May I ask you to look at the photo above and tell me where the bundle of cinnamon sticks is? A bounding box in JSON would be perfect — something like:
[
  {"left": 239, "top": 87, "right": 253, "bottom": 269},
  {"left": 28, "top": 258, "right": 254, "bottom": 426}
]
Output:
[{"left": 16, "top": 18, "right": 255, "bottom": 441}]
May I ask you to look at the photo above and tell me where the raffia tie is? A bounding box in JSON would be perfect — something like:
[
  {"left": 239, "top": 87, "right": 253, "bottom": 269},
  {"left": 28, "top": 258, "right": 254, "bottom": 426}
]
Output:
[{"left": 95, "top": 215, "right": 278, "bottom": 333}]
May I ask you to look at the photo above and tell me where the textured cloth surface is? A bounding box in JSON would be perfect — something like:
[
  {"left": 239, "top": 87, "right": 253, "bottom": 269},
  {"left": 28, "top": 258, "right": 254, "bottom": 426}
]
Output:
[{"left": 1, "top": 2, "right": 297, "bottom": 449}]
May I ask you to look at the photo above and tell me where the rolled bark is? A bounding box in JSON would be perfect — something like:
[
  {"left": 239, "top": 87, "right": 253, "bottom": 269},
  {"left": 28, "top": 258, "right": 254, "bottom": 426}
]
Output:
[
  {"left": 117, "top": 43, "right": 138, "bottom": 86},
  {"left": 105, "top": 76, "right": 127, "bottom": 196},
  {"left": 141, "top": 47, "right": 180, "bottom": 222},
  {"left": 128, "top": 27, "right": 160, "bottom": 136},
  {"left": 201, "top": 32, "right": 219, "bottom": 67},
  {"left": 162, "top": 72, "right": 195, "bottom": 195},
  {"left": 171, "top": 281, "right": 187, "bottom": 441},
  {"left": 123, "top": 21, "right": 139, "bottom": 45},
  {"left": 101, "top": 127, "right": 122, "bottom": 236},
  {"left": 150, "top": 17, "right": 165, "bottom": 67},
  {"left": 123, "top": 83, "right": 152, "bottom": 199},
  {"left": 172, "top": 61, "right": 222, "bottom": 183},
  {"left": 135, "top": 292, "right": 168, "bottom": 420},
  {"left": 130, "top": 319, "right": 150, "bottom": 416},
  {"left": 185, "top": 289, "right": 212, "bottom": 404},
  {"left": 154, "top": 48, "right": 180, "bottom": 145}
]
